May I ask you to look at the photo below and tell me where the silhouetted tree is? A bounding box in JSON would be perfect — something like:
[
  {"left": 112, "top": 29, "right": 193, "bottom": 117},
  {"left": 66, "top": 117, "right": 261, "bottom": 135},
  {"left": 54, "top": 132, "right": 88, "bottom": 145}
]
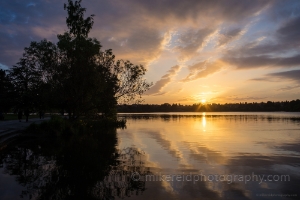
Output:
[
  {"left": 8, "top": 0, "right": 151, "bottom": 119},
  {"left": 117, "top": 100, "right": 300, "bottom": 112},
  {"left": 8, "top": 40, "right": 59, "bottom": 113},
  {"left": 0, "top": 69, "right": 14, "bottom": 113}
]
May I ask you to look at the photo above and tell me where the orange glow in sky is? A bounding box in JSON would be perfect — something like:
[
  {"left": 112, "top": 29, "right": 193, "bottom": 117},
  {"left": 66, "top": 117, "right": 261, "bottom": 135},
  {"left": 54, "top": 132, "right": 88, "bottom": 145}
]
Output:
[{"left": 0, "top": 1, "right": 300, "bottom": 104}]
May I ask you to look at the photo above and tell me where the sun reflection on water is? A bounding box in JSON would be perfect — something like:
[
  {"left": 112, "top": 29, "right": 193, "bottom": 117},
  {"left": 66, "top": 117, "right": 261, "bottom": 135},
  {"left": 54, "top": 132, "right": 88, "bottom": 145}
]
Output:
[{"left": 202, "top": 112, "right": 206, "bottom": 131}]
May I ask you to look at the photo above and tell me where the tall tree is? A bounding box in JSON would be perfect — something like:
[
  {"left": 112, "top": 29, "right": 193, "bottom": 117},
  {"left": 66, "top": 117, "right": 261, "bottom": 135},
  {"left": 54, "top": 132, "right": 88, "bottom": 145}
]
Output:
[
  {"left": 56, "top": 0, "right": 117, "bottom": 119},
  {"left": 8, "top": 0, "right": 151, "bottom": 119},
  {"left": 57, "top": 0, "right": 151, "bottom": 118}
]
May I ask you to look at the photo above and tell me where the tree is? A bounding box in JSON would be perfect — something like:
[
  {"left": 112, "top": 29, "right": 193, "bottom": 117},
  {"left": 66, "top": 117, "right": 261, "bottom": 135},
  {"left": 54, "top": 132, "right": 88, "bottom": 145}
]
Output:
[
  {"left": 55, "top": 0, "right": 118, "bottom": 119},
  {"left": 0, "top": 69, "right": 14, "bottom": 113},
  {"left": 8, "top": 0, "right": 151, "bottom": 119},
  {"left": 8, "top": 40, "right": 59, "bottom": 112},
  {"left": 112, "top": 58, "right": 152, "bottom": 104}
]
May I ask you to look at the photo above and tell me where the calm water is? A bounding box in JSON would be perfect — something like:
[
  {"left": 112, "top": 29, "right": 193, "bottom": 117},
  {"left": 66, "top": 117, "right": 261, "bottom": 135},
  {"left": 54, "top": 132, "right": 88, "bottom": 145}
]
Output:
[{"left": 1, "top": 112, "right": 300, "bottom": 199}]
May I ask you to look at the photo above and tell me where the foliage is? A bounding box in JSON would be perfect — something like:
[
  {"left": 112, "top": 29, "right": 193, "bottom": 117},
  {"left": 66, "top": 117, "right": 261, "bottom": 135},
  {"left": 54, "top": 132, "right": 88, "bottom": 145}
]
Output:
[
  {"left": 8, "top": 40, "right": 58, "bottom": 112},
  {"left": 0, "top": 69, "right": 14, "bottom": 112},
  {"left": 112, "top": 59, "right": 152, "bottom": 104},
  {"left": 7, "top": 0, "right": 151, "bottom": 119}
]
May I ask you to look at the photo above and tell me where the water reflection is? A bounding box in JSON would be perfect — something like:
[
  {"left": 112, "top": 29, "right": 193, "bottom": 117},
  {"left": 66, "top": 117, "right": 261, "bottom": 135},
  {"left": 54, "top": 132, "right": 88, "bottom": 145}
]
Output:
[
  {"left": 202, "top": 112, "right": 206, "bottom": 131},
  {"left": 91, "top": 147, "right": 150, "bottom": 199},
  {"left": 1, "top": 113, "right": 300, "bottom": 199},
  {"left": 117, "top": 113, "right": 300, "bottom": 199},
  {"left": 0, "top": 129, "right": 150, "bottom": 200}
]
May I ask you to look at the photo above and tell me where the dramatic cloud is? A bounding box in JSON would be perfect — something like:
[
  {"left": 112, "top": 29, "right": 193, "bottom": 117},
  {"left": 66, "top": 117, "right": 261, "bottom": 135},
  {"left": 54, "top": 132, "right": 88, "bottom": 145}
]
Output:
[
  {"left": 221, "top": 14, "right": 300, "bottom": 69},
  {"left": 223, "top": 54, "right": 300, "bottom": 69},
  {"left": 182, "top": 61, "right": 224, "bottom": 82},
  {"left": 277, "top": 15, "right": 300, "bottom": 45},
  {"left": 146, "top": 65, "right": 180, "bottom": 95},
  {"left": 267, "top": 70, "right": 300, "bottom": 83},
  {"left": 251, "top": 69, "right": 300, "bottom": 85},
  {"left": 100, "top": 27, "right": 165, "bottom": 66},
  {"left": 217, "top": 27, "right": 243, "bottom": 47},
  {"left": 1, "top": 0, "right": 300, "bottom": 103},
  {"left": 0, "top": 0, "right": 272, "bottom": 68},
  {"left": 175, "top": 28, "right": 215, "bottom": 61},
  {"left": 125, "top": 0, "right": 271, "bottom": 24},
  {"left": 0, "top": 0, "right": 66, "bottom": 67}
]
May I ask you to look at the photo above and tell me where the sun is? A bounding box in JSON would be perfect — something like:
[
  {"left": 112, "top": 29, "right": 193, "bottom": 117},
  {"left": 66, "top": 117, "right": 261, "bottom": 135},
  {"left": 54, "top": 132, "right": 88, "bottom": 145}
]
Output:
[{"left": 201, "top": 99, "right": 206, "bottom": 103}]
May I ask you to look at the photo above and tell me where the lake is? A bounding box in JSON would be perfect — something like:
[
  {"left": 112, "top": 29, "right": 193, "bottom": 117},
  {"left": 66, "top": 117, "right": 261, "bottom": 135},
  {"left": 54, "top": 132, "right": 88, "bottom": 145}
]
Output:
[{"left": 1, "top": 112, "right": 300, "bottom": 199}]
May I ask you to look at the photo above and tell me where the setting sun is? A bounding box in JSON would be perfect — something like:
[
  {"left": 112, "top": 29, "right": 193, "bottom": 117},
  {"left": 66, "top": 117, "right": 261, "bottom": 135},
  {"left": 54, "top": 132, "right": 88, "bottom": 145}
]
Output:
[{"left": 0, "top": 0, "right": 300, "bottom": 199}]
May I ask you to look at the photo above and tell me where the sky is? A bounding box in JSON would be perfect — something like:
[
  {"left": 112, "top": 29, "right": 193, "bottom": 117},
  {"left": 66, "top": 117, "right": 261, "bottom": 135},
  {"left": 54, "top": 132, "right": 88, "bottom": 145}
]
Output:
[{"left": 1, "top": 0, "right": 300, "bottom": 104}]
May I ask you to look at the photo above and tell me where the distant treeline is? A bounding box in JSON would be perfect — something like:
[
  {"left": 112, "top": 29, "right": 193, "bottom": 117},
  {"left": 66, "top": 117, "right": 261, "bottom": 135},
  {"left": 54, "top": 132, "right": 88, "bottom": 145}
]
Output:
[{"left": 117, "top": 99, "right": 300, "bottom": 112}]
